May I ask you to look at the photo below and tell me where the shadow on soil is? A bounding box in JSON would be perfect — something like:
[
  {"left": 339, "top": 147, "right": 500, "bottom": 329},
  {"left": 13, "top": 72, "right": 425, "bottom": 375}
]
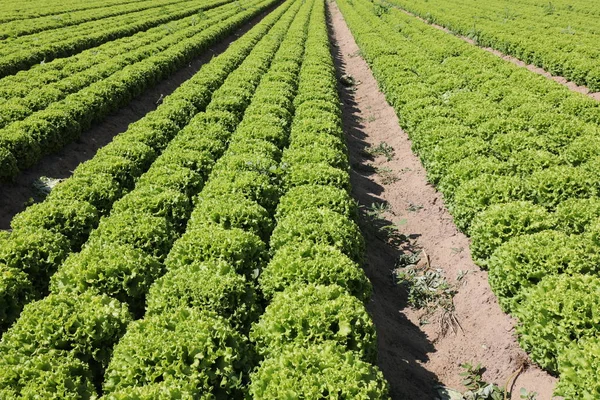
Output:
[
  {"left": 327, "top": 11, "right": 442, "bottom": 400},
  {"left": 0, "top": 5, "right": 278, "bottom": 230}
]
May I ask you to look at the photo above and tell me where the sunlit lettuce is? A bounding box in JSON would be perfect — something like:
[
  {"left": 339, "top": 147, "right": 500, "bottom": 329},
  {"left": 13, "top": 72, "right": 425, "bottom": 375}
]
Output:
[
  {"left": 249, "top": 342, "right": 390, "bottom": 399},
  {"left": 515, "top": 274, "right": 600, "bottom": 373},
  {"left": 250, "top": 284, "right": 377, "bottom": 363}
]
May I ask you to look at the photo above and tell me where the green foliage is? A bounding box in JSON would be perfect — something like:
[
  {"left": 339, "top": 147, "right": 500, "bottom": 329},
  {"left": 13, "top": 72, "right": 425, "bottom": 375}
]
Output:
[
  {"left": 554, "top": 197, "right": 600, "bottom": 234},
  {"left": 458, "top": 362, "right": 505, "bottom": 400},
  {"left": 111, "top": 186, "right": 192, "bottom": 231},
  {"left": 11, "top": 199, "right": 98, "bottom": 250},
  {"left": 146, "top": 261, "right": 260, "bottom": 331},
  {"left": 283, "top": 162, "right": 351, "bottom": 192},
  {"left": 0, "top": 148, "right": 18, "bottom": 179},
  {"left": 103, "top": 379, "right": 201, "bottom": 400},
  {"left": 249, "top": 342, "right": 390, "bottom": 399},
  {"left": 166, "top": 224, "right": 266, "bottom": 277},
  {"left": 203, "top": 169, "right": 280, "bottom": 213},
  {"left": 226, "top": 137, "right": 282, "bottom": 160},
  {"left": 73, "top": 155, "right": 142, "bottom": 190},
  {"left": 88, "top": 211, "right": 177, "bottom": 261},
  {"left": 275, "top": 184, "right": 358, "bottom": 221},
  {"left": 469, "top": 201, "right": 554, "bottom": 267},
  {"left": 124, "top": 122, "right": 174, "bottom": 152},
  {"left": 0, "top": 291, "right": 131, "bottom": 368},
  {"left": 250, "top": 284, "right": 377, "bottom": 363},
  {"left": 287, "top": 130, "right": 348, "bottom": 155},
  {"left": 0, "top": 227, "right": 69, "bottom": 290},
  {"left": 0, "top": 349, "right": 97, "bottom": 399},
  {"left": 212, "top": 153, "right": 279, "bottom": 177},
  {"left": 96, "top": 139, "right": 157, "bottom": 171},
  {"left": 48, "top": 173, "right": 123, "bottom": 215},
  {"left": 233, "top": 117, "right": 288, "bottom": 148},
  {"left": 524, "top": 166, "right": 597, "bottom": 210},
  {"left": 152, "top": 147, "right": 215, "bottom": 178},
  {"left": 487, "top": 230, "right": 584, "bottom": 313},
  {"left": 50, "top": 242, "right": 164, "bottom": 314},
  {"left": 560, "top": 134, "right": 600, "bottom": 166},
  {"left": 556, "top": 337, "right": 600, "bottom": 399},
  {"left": 450, "top": 174, "right": 523, "bottom": 233},
  {"left": 395, "top": 264, "right": 456, "bottom": 313},
  {"left": 0, "top": 128, "right": 39, "bottom": 170},
  {"left": 270, "top": 208, "right": 365, "bottom": 262},
  {"left": 189, "top": 194, "right": 273, "bottom": 241},
  {"left": 260, "top": 242, "right": 371, "bottom": 303},
  {"left": 437, "top": 155, "right": 507, "bottom": 201},
  {"left": 171, "top": 126, "right": 228, "bottom": 160},
  {"left": 282, "top": 142, "right": 349, "bottom": 170},
  {"left": 137, "top": 164, "right": 203, "bottom": 198},
  {"left": 103, "top": 308, "right": 251, "bottom": 398},
  {"left": 515, "top": 274, "right": 600, "bottom": 373},
  {"left": 0, "top": 264, "right": 32, "bottom": 331}
]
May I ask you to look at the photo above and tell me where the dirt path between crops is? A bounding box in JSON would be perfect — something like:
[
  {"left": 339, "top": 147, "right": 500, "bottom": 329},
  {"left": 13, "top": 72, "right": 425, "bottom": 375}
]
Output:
[
  {"left": 327, "top": 2, "right": 559, "bottom": 399},
  {"left": 0, "top": 4, "right": 278, "bottom": 230},
  {"left": 385, "top": 2, "right": 600, "bottom": 102}
]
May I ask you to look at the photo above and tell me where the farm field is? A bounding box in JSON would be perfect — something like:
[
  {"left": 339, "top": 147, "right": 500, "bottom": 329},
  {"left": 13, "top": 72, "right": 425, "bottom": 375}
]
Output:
[
  {"left": 387, "top": 0, "right": 600, "bottom": 92},
  {"left": 0, "top": 0, "right": 599, "bottom": 398}
]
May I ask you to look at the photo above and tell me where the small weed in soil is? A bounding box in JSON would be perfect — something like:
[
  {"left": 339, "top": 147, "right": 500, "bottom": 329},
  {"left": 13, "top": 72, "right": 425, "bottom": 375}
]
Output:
[
  {"left": 459, "top": 362, "right": 505, "bottom": 400},
  {"left": 451, "top": 246, "right": 465, "bottom": 254},
  {"left": 365, "top": 141, "right": 395, "bottom": 161},
  {"left": 435, "top": 360, "right": 538, "bottom": 400},
  {"left": 394, "top": 251, "right": 461, "bottom": 335},
  {"left": 406, "top": 202, "right": 424, "bottom": 212},
  {"left": 375, "top": 166, "right": 399, "bottom": 184},
  {"left": 364, "top": 202, "right": 391, "bottom": 219}
]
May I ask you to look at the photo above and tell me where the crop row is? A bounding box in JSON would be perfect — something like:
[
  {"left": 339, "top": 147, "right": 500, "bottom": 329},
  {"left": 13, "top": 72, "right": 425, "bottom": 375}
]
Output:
[
  {"left": 0, "top": 0, "right": 239, "bottom": 104},
  {"left": 386, "top": 0, "right": 600, "bottom": 91},
  {"left": 248, "top": 0, "right": 389, "bottom": 395},
  {"left": 337, "top": 0, "right": 600, "bottom": 397},
  {"left": 0, "top": 0, "right": 195, "bottom": 40},
  {"left": 103, "top": 2, "right": 310, "bottom": 395},
  {"left": 0, "top": 0, "right": 288, "bottom": 339},
  {"left": 0, "top": 0, "right": 146, "bottom": 23},
  {"left": 0, "top": 0, "right": 298, "bottom": 395},
  {"left": 0, "top": 0, "right": 315, "bottom": 396},
  {"left": 0, "top": 0, "right": 231, "bottom": 78},
  {"left": 0, "top": 0, "right": 273, "bottom": 179},
  {"left": 0, "top": 2, "right": 240, "bottom": 130},
  {"left": 1, "top": 0, "right": 392, "bottom": 395}
]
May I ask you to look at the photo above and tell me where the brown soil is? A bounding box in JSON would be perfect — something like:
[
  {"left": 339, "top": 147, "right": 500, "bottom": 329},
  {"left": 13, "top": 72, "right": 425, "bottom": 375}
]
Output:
[
  {"left": 327, "top": 1, "right": 559, "bottom": 399},
  {"left": 392, "top": 4, "right": 600, "bottom": 102},
  {"left": 0, "top": 5, "right": 276, "bottom": 230}
]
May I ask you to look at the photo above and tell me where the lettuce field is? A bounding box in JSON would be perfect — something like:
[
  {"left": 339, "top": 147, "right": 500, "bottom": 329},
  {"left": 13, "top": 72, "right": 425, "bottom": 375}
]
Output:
[{"left": 0, "top": 0, "right": 599, "bottom": 398}]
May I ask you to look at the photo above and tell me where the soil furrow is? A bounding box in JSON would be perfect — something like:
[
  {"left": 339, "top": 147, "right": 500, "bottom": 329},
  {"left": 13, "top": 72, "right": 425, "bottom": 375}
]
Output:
[
  {"left": 327, "top": 1, "right": 558, "bottom": 398},
  {"left": 386, "top": 2, "right": 600, "bottom": 102}
]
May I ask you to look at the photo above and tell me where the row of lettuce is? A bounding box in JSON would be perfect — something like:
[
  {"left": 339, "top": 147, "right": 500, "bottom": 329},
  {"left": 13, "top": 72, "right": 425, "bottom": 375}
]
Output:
[
  {"left": 0, "top": 0, "right": 235, "bottom": 129},
  {"left": 0, "top": 0, "right": 284, "bottom": 333},
  {"left": 337, "top": 0, "right": 600, "bottom": 397},
  {"left": 0, "top": 0, "right": 296, "bottom": 395},
  {"left": 0, "top": 0, "right": 266, "bottom": 179},
  {"left": 0, "top": 0, "right": 231, "bottom": 78},
  {"left": 0, "top": 0, "right": 142, "bottom": 23},
  {"left": 386, "top": 0, "right": 600, "bottom": 92},
  {"left": 0, "top": 0, "right": 193, "bottom": 40},
  {"left": 0, "top": 0, "right": 392, "bottom": 397}
]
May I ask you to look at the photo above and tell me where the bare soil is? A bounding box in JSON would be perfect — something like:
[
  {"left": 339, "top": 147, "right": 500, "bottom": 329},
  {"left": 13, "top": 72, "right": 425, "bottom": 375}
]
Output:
[
  {"left": 327, "top": 2, "right": 559, "bottom": 399},
  {"left": 393, "top": 4, "right": 600, "bottom": 102},
  {"left": 0, "top": 5, "right": 277, "bottom": 230}
]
